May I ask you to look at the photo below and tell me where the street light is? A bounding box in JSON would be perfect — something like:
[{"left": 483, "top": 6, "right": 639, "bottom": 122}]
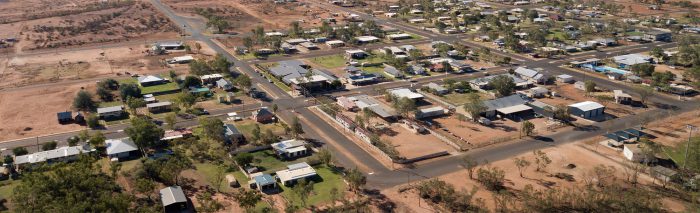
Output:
[{"left": 683, "top": 124, "right": 697, "bottom": 169}]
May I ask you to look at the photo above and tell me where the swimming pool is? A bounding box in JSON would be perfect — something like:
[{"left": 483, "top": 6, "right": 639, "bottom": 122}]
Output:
[{"left": 593, "top": 66, "right": 631, "bottom": 75}]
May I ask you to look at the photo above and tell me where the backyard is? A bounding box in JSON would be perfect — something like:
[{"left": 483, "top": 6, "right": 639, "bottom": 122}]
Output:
[
  {"left": 308, "top": 54, "right": 346, "bottom": 69},
  {"left": 230, "top": 120, "right": 286, "bottom": 142}
]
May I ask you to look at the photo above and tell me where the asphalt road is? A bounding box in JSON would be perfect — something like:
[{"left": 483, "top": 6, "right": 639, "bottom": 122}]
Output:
[{"left": 1, "top": 0, "right": 697, "bottom": 191}]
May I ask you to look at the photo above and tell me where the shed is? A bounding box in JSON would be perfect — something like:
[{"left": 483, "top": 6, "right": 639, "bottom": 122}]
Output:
[
  {"left": 568, "top": 101, "right": 605, "bottom": 119},
  {"left": 556, "top": 74, "right": 574, "bottom": 83},
  {"left": 57, "top": 111, "right": 72, "bottom": 123},
  {"left": 160, "top": 186, "right": 189, "bottom": 213},
  {"left": 226, "top": 174, "right": 240, "bottom": 188},
  {"left": 613, "top": 90, "right": 633, "bottom": 104},
  {"left": 415, "top": 106, "right": 447, "bottom": 119},
  {"left": 105, "top": 138, "right": 139, "bottom": 161},
  {"left": 252, "top": 173, "right": 277, "bottom": 192}
]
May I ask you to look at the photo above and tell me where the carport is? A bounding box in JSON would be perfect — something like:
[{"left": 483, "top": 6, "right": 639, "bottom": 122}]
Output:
[{"left": 496, "top": 104, "right": 533, "bottom": 120}]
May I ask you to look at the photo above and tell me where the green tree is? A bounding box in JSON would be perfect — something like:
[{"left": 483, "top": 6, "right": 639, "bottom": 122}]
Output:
[
  {"left": 242, "top": 37, "right": 254, "bottom": 51},
  {"left": 463, "top": 93, "right": 486, "bottom": 122},
  {"left": 293, "top": 179, "right": 315, "bottom": 208},
  {"left": 634, "top": 85, "right": 655, "bottom": 107},
  {"left": 630, "top": 63, "right": 655, "bottom": 77},
  {"left": 233, "top": 188, "right": 262, "bottom": 212},
  {"left": 650, "top": 47, "right": 664, "bottom": 60},
  {"left": 13, "top": 157, "right": 132, "bottom": 211},
  {"left": 134, "top": 178, "right": 156, "bottom": 201},
  {"left": 86, "top": 113, "right": 100, "bottom": 129},
  {"left": 41, "top": 141, "right": 58, "bottom": 151},
  {"left": 521, "top": 121, "right": 535, "bottom": 138},
  {"left": 513, "top": 157, "right": 531, "bottom": 178},
  {"left": 476, "top": 166, "right": 506, "bottom": 191},
  {"left": 181, "top": 75, "right": 202, "bottom": 88},
  {"left": 251, "top": 124, "right": 261, "bottom": 142},
  {"left": 317, "top": 148, "right": 333, "bottom": 167},
  {"left": 291, "top": 116, "right": 304, "bottom": 139},
  {"left": 164, "top": 113, "right": 177, "bottom": 130},
  {"left": 96, "top": 87, "right": 113, "bottom": 102},
  {"left": 234, "top": 153, "right": 254, "bottom": 167},
  {"left": 392, "top": 97, "right": 417, "bottom": 118},
  {"left": 533, "top": 150, "right": 552, "bottom": 172},
  {"left": 119, "top": 83, "right": 141, "bottom": 100},
  {"left": 488, "top": 75, "right": 516, "bottom": 97},
  {"left": 347, "top": 167, "right": 366, "bottom": 194},
  {"left": 584, "top": 80, "right": 597, "bottom": 94},
  {"left": 199, "top": 117, "right": 225, "bottom": 142},
  {"left": 89, "top": 131, "right": 106, "bottom": 148},
  {"left": 233, "top": 75, "right": 252, "bottom": 92},
  {"left": 73, "top": 90, "right": 97, "bottom": 112},
  {"left": 67, "top": 136, "right": 80, "bottom": 146},
  {"left": 461, "top": 155, "right": 478, "bottom": 179},
  {"left": 126, "top": 96, "right": 146, "bottom": 115},
  {"left": 174, "top": 92, "right": 197, "bottom": 110},
  {"left": 211, "top": 54, "right": 232, "bottom": 73},
  {"left": 97, "top": 78, "right": 119, "bottom": 90},
  {"left": 125, "top": 117, "right": 164, "bottom": 151},
  {"left": 12, "top": 147, "right": 28, "bottom": 156}
]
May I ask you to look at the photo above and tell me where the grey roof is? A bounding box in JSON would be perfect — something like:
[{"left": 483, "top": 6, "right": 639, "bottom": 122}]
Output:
[
  {"left": 97, "top": 105, "right": 124, "bottom": 114},
  {"left": 105, "top": 138, "right": 138, "bottom": 155},
  {"left": 483, "top": 94, "right": 531, "bottom": 112},
  {"left": 271, "top": 139, "right": 307, "bottom": 153},
  {"left": 216, "top": 79, "right": 231, "bottom": 87},
  {"left": 514, "top": 67, "right": 539, "bottom": 78},
  {"left": 254, "top": 174, "right": 276, "bottom": 186},
  {"left": 384, "top": 65, "right": 402, "bottom": 76},
  {"left": 426, "top": 82, "right": 447, "bottom": 91},
  {"left": 15, "top": 144, "right": 94, "bottom": 165},
  {"left": 146, "top": 101, "right": 172, "bottom": 108},
  {"left": 224, "top": 124, "right": 242, "bottom": 136},
  {"left": 345, "top": 66, "right": 361, "bottom": 73},
  {"left": 613, "top": 54, "right": 652, "bottom": 66},
  {"left": 269, "top": 60, "right": 309, "bottom": 79},
  {"left": 470, "top": 74, "right": 527, "bottom": 86},
  {"left": 57, "top": 111, "right": 72, "bottom": 119},
  {"left": 137, "top": 75, "right": 165, "bottom": 84},
  {"left": 312, "top": 69, "right": 338, "bottom": 81},
  {"left": 160, "top": 186, "right": 187, "bottom": 206}
]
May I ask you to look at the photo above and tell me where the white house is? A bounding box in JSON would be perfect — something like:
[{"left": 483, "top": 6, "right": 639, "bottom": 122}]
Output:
[
  {"left": 623, "top": 144, "right": 644, "bottom": 162},
  {"left": 105, "top": 138, "right": 139, "bottom": 161},
  {"left": 276, "top": 162, "right": 317, "bottom": 186},
  {"left": 271, "top": 139, "right": 308, "bottom": 159}
]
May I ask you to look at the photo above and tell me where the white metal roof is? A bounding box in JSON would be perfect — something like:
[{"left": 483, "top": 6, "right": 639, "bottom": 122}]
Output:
[
  {"left": 276, "top": 162, "right": 317, "bottom": 183},
  {"left": 569, "top": 101, "right": 604, "bottom": 111},
  {"left": 496, "top": 104, "right": 532, "bottom": 115},
  {"left": 105, "top": 138, "right": 138, "bottom": 155},
  {"left": 389, "top": 88, "right": 424, "bottom": 99},
  {"left": 15, "top": 144, "right": 93, "bottom": 165},
  {"left": 160, "top": 186, "right": 187, "bottom": 206}
]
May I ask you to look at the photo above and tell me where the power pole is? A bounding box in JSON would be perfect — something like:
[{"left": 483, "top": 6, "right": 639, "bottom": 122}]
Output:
[{"left": 683, "top": 124, "right": 696, "bottom": 169}]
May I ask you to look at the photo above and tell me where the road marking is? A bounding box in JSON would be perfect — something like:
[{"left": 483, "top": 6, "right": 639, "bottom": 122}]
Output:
[{"left": 368, "top": 172, "right": 374, "bottom": 175}]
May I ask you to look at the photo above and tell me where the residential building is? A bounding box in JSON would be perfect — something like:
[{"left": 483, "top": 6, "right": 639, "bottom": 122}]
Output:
[
  {"left": 348, "top": 95, "right": 397, "bottom": 120},
  {"left": 326, "top": 40, "right": 345, "bottom": 48},
  {"left": 470, "top": 74, "right": 531, "bottom": 89},
  {"left": 613, "top": 90, "right": 633, "bottom": 104},
  {"left": 271, "top": 139, "right": 308, "bottom": 159},
  {"left": 345, "top": 49, "right": 368, "bottom": 59},
  {"left": 643, "top": 30, "right": 672, "bottom": 42},
  {"left": 137, "top": 75, "right": 167, "bottom": 87},
  {"left": 387, "top": 33, "right": 412, "bottom": 40},
  {"left": 97, "top": 106, "right": 125, "bottom": 118},
  {"left": 514, "top": 67, "right": 546, "bottom": 84},
  {"left": 568, "top": 101, "right": 605, "bottom": 119},
  {"left": 167, "top": 55, "right": 194, "bottom": 64},
  {"left": 425, "top": 82, "right": 448, "bottom": 95},
  {"left": 252, "top": 107, "right": 275, "bottom": 123},
  {"left": 525, "top": 87, "right": 549, "bottom": 98},
  {"left": 355, "top": 36, "right": 380, "bottom": 44},
  {"left": 415, "top": 106, "right": 447, "bottom": 119},
  {"left": 146, "top": 101, "right": 172, "bottom": 113},
  {"left": 250, "top": 173, "right": 277, "bottom": 192},
  {"left": 200, "top": 74, "right": 224, "bottom": 84},
  {"left": 613, "top": 54, "right": 653, "bottom": 69},
  {"left": 337, "top": 96, "right": 357, "bottom": 111},
  {"left": 162, "top": 129, "right": 194, "bottom": 141},
  {"left": 389, "top": 88, "right": 424, "bottom": 100},
  {"left": 556, "top": 74, "right": 575, "bottom": 83},
  {"left": 160, "top": 186, "right": 190, "bottom": 213},
  {"left": 14, "top": 144, "right": 94, "bottom": 171},
  {"left": 224, "top": 124, "right": 245, "bottom": 144},
  {"left": 216, "top": 79, "right": 233, "bottom": 91},
  {"left": 276, "top": 162, "right": 318, "bottom": 186},
  {"left": 105, "top": 138, "right": 139, "bottom": 161},
  {"left": 383, "top": 65, "right": 404, "bottom": 78}
]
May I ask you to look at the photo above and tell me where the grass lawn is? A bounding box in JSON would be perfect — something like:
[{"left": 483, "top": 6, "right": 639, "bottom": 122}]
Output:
[
  {"left": 232, "top": 120, "right": 286, "bottom": 140},
  {"left": 440, "top": 92, "right": 489, "bottom": 105},
  {"left": 280, "top": 166, "right": 347, "bottom": 208},
  {"left": 0, "top": 180, "right": 18, "bottom": 199},
  {"left": 140, "top": 82, "right": 180, "bottom": 94},
  {"left": 664, "top": 142, "right": 690, "bottom": 167},
  {"left": 546, "top": 31, "right": 568, "bottom": 41},
  {"left": 248, "top": 150, "right": 314, "bottom": 172},
  {"left": 357, "top": 56, "right": 386, "bottom": 64},
  {"left": 626, "top": 31, "right": 644, "bottom": 36},
  {"left": 99, "top": 100, "right": 124, "bottom": 107},
  {"left": 361, "top": 66, "right": 393, "bottom": 80},
  {"left": 309, "top": 54, "right": 347, "bottom": 69},
  {"left": 118, "top": 78, "right": 138, "bottom": 85},
  {"left": 194, "top": 163, "right": 235, "bottom": 193}
]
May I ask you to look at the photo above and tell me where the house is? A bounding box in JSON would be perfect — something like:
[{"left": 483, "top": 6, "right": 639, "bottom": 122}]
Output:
[
  {"left": 216, "top": 79, "right": 233, "bottom": 91},
  {"left": 613, "top": 90, "right": 633, "bottom": 104},
  {"left": 607, "top": 72, "right": 624, "bottom": 81},
  {"left": 97, "top": 106, "right": 125, "bottom": 118},
  {"left": 345, "top": 49, "right": 368, "bottom": 59},
  {"left": 383, "top": 65, "right": 404, "bottom": 78},
  {"left": 613, "top": 54, "right": 653, "bottom": 69},
  {"left": 137, "top": 75, "right": 167, "bottom": 87},
  {"left": 425, "top": 82, "right": 448, "bottom": 95},
  {"left": 167, "top": 55, "right": 194, "bottom": 64},
  {"left": 389, "top": 88, "right": 424, "bottom": 100},
  {"left": 189, "top": 87, "right": 211, "bottom": 95},
  {"left": 387, "top": 33, "right": 412, "bottom": 40},
  {"left": 277, "top": 162, "right": 318, "bottom": 186},
  {"left": 349, "top": 95, "right": 397, "bottom": 120},
  {"left": 252, "top": 107, "right": 275, "bottom": 123},
  {"left": 574, "top": 81, "right": 586, "bottom": 90},
  {"left": 153, "top": 42, "right": 184, "bottom": 52},
  {"left": 470, "top": 74, "right": 531, "bottom": 89},
  {"left": 146, "top": 101, "right": 172, "bottom": 113},
  {"left": 568, "top": 101, "right": 605, "bottom": 119},
  {"left": 57, "top": 111, "right": 72, "bottom": 124},
  {"left": 326, "top": 40, "right": 345, "bottom": 48},
  {"left": 337, "top": 96, "right": 357, "bottom": 111},
  {"left": 14, "top": 144, "right": 94, "bottom": 171},
  {"left": 299, "top": 42, "right": 319, "bottom": 50},
  {"left": 514, "top": 67, "right": 546, "bottom": 84},
  {"left": 344, "top": 73, "right": 378, "bottom": 85},
  {"left": 105, "top": 138, "right": 139, "bottom": 161},
  {"left": 355, "top": 36, "right": 380, "bottom": 44},
  {"left": 408, "top": 18, "right": 427, "bottom": 24},
  {"left": 651, "top": 166, "right": 679, "bottom": 184},
  {"left": 224, "top": 124, "right": 245, "bottom": 144},
  {"left": 143, "top": 94, "right": 157, "bottom": 103},
  {"left": 271, "top": 139, "right": 308, "bottom": 159},
  {"left": 477, "top": 94, "right": 533, "bottom": 119},
  {"left": 569, "top": 58, "right": 601, "bottom": 69},
  {"left": 160, "top": 186, "right": 190, "bottom": 213},
  {"left": 525, "top": 87, "right": 549, "bottom": 98},
  {"left": 162, "top": 129, "right": 194, "bottom": 141},
  {"left": 407, "top": 65, "right": 426, "bottom": 75},
  {"left": 250, "top": 173, "right": 277, "bottom": 192},
  {"left": 556, "top": 74, "right": 574, "bottom": 83},
  {"left": 415, "top": 106, "right": 447, "bottom": 119},
  {"left": 200, "top": 74, "right": 224, "bottom": 84},
  {"left": 643, "top": 30, "right": 672, "bottom": 42},
  {"left": 603, "top": 128, "right": 646, "bottom": 146}
]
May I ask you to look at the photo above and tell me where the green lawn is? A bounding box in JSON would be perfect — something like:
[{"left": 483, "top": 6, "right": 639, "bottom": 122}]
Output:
[
  {"left": 140, "top": 82, "right": 180, "bottom": 95},
  {"left": 309, "top": 54, "right": 347, "bottom": 69},
  {"left": 260, "top": 70, "right": 291, "bottom": 92},
  {"left": 194, "top": 163, "right": 235, "bottom": 193},
  {"left": 440, "top": 92, "right": 489, "bottom": 105},
  {"left": 361, "top": 66, "right": 393, "bottom": 79},
  {"left": 232, "top": 120, "right": 286, "bottom": 141},
  {"left": 118, "top": 78, "right": 138, "bottom": 85},
  {"left": 247, "top": 150, "right": 315, "bottom": 172},
  {"left": 626, "top": 31, "right": 644, "bottom": 36},
  {"left": 357, "top": 56, "right": 386, "bottom": 64},
  {"left": 280, "top": 166, "right": 347, "bottom": 208},
  {"left": 0, "top": 180, "right": 18, "bottom": 199},
  {"left": 99, "top": 100, "right": 124, "bottom": 107},
  {"left": 664, "top": 142, "right": 692, "bottom": 167}
]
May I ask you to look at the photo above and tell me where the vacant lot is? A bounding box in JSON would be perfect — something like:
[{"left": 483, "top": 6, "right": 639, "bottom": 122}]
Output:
[
  {"left": 0, "top": 1, "right": 178, "bottom": 51},
  {"left": 381, "top": 123, "right": 453, "bottom": 159},
  {"left": 430, "top": 115, "right": 563, "bottom": 148},
  {"left": 540, "top": 83, "right": 648, "bottom": 120}
]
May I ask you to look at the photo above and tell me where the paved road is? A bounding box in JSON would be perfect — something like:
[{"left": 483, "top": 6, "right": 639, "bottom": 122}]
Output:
[{"left": 2, "top": 0, "right": 697, "bottom": 191}]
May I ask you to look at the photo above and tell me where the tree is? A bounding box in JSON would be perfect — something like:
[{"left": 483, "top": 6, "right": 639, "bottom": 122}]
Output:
[
  {"left": 533, "top": 150, "right": 552, "bottom": 172},
  {"left": 392, "top": 97, "right": 417, "bottom": 118},
  {"left": 98, "top": 78, "right": 119, "bottom": 90},
  {"left": 199, "top": 117, "right": 225, "bottom": 142},
  {"left": 463, "top": 93, "right": 486, "bottom": 122},
  {"left": 291, "top": 116, "right": 304, "bottom": 139},
  {"left": 213, "top": 164, "right": 227, "bottom": 192},
  {"left": 211, "top": 54, "right": 232, "bottom": 73},
  {"left": 197, "top": 191, "right": 224, "bottom": 212},
  {"left": 126, "top": 96, "right": 146, "bottom": 114},
  {"left": 134, "top": 178, "right": 156, "bottom": 201},
  {"left": 119, "top": 83, "right": 141, "bottom": 100},
  {"left": 634, "top": 85, "right": 655, "bottom": 107},
  {"left": 233, "top": 75, "right": 252, "bottom": 92},
  {"left": 552, "top": 104, "right": 571, "bottom": 123},
  {"left": 650, "top": 46, "right": 664, "bottom": 60},
  {"left": 181, "top": 75, "right": 202, "bottom": 88},
  {"left": 293, "top": 179, "right": 315, "bottom": 208},
  {"left": 206, "top": 16, "right": 230, "bottom": 33},
  {"left": 630, "top": 63, "right": 655, "bottom": 77},
  {"left": 488, "top": 75, "right": 516, "bottom": 97},
  {"left": 461, "top": 155, "right": 478, "bottom": 179},
  {"left": 242, "top": 37, "right": 254, "bottom": 51},
  {"left": 317, "top": 148, "right": 333, "bottom": 167},
  {"left": 347, "top": 167, "right": 366, "bottom": 194},
  {"left": 41, "top": 141, "right": 58, "bottom": 151},
  {"left": 174, "top": 92, "right": 197, "bottom": 110},
  {"left": 476, "top": 166, "right": 506, "bottom": 191},
  {"left": 67, "top": 136, "right": 80, "bottom": 146},
  {"left": 86, "top": 113, "right": 100, "bottom": 129},
  {"left": 233, "top": 188, "right": 262, "bottom": 212},
  {"left": 639, "top": 138, "right": 661, "bottom": 165},
  {"left": 513, "top": 157, "right": 531, "bottom": 177},
  {"left": 125, "top": 117, "right": 164, "bottom": 151},
  {"left": 272, "top": 104, "right": 279, "bottom": 114},
  {"left": 289, "top": 21, "right": 303, "bottom": 38},
  {"left": 234, "top": 153, "right": 254, "bottom": 167},
  {"left": 73, "top": 90, "right": 97, "bottom": 112},
  {"left": 164, "top": 113, "right": 177, "bottom": 130},
  {"left": 584, "top": 80, "right": 597, "bottom": 95},
  {"left": 89, "top": 131, "right": 106, "bottom": 148},
  {"left": 251, "top": 124, "right": 261, "bottom": 142},
  {"left": 11, "top": 156, "right": 132, "bottom": 212},
  {"left": 12, "top": 147, "right": 28, "bottom": 156},
  {"left": 521, "top": 121, "right": 535, "bottom": 138},
  {"left": 96, "top": 87, "right": 113, "bottom": 102}
]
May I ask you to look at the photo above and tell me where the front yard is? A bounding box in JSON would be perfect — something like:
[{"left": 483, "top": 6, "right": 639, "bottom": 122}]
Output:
[{"left": 309, "top": 54, "right": 347, "bottom": 69}]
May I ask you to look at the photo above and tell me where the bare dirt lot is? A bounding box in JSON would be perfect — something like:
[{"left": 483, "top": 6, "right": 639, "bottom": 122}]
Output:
[
  {"left": 381, "top": 123, "right": 454, "bottom": 159},
  {"left": 383, "top": 143, "right": 686, "bottom": 212},
  {"left": 540, "top": 83, "right": 648, "bottom": 120},
  {"left": 0, "top": 0, "right": 178, "bottom": 51},
  {"left": 0, "top": 41, "right": 211, "bottom": 89},
  {"left": 0, "top": 82, "right": 93, "bottom": 141},
  {"left": 431, "top": 115, "right": 566, "bottom": 148},
  {"left": 163, "top": 0, "right": 338, "bottom": 34}
]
